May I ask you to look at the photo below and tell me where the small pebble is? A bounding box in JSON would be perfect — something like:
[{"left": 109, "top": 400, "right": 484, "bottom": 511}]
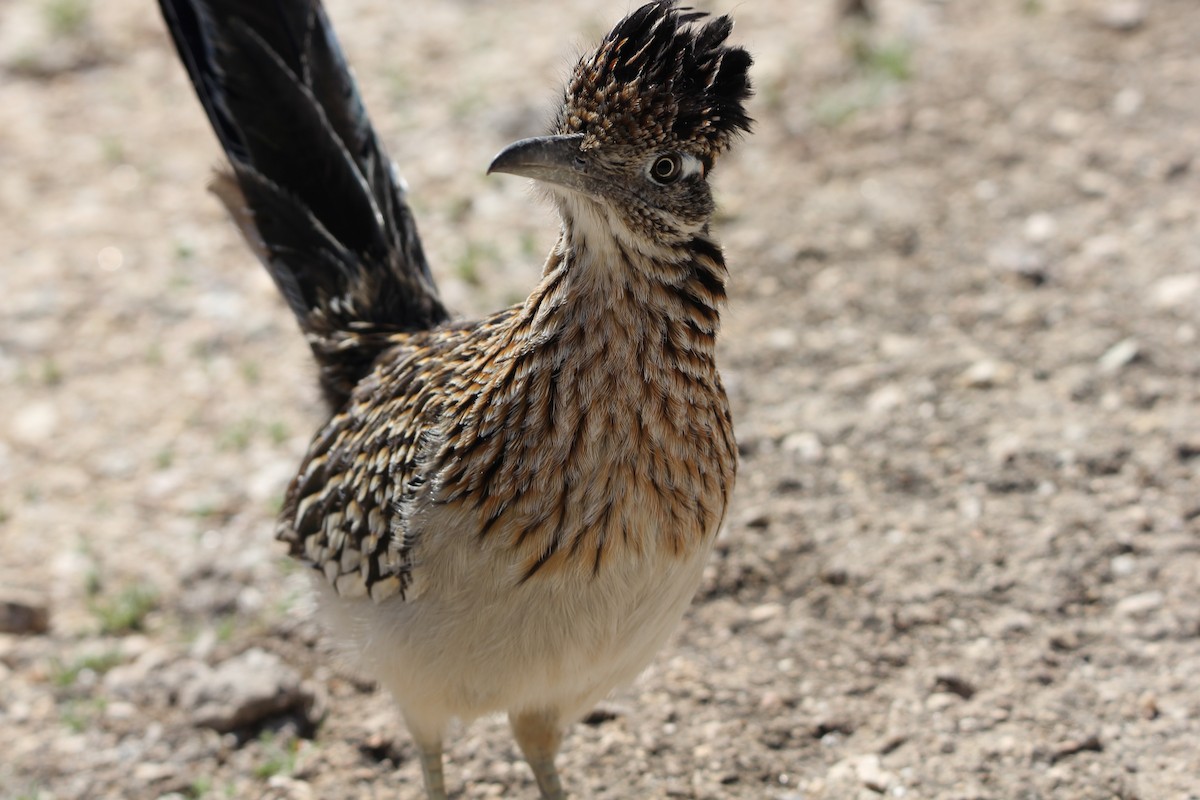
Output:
[
  {"left": 1097, "top": 338, "right": 1140, "bottom": 373},
  {"left": 1114, "top": 590, "right": 1164, "bottom": 618},
  {"left": 1147, "top": 273, "right": 1200, "bottom": 310},
  {"left": 1023, "top": 213, "right": 1058, "bottom": 244},
  {"left": 0, "top": 592, "right": 50, "bottom": 634},
  {"left": 1098, "top": 0, "right": 1147, "bottom": 31},
  {"left": 959, "top": 360, "right": 1015, "bottom": 389}
]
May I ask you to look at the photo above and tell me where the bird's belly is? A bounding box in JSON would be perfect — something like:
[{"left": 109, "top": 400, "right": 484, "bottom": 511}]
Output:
[{"left": 315, "top": 521, "right": 713, "bottom": 726}]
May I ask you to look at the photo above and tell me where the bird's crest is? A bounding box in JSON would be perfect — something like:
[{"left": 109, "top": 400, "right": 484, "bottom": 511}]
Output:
[{"left": 559, "top": 1, "right": 753, "bottom": 164}]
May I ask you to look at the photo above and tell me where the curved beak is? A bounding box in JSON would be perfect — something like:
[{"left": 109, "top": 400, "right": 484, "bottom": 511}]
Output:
[{"left": 487, "top": 133, "right": 591, "bottom": 193}]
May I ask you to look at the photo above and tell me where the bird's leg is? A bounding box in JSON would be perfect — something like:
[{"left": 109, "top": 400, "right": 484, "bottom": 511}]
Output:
[
  {"left": 510, "top": 709, "right": 567, "bottom": 800},
  {"left": 405, "top": 718, "right": 448, "bottom": 800},
  {"left": 417, "top": 740, "right": 447, "bottom": 800}
]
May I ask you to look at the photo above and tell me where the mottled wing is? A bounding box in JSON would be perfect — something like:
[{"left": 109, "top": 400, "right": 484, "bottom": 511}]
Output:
[{"left": 277, "top": 310, "right": 516, "bottom": 602}]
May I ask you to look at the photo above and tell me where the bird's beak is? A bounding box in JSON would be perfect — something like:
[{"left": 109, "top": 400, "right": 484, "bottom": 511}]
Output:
[{"left": 487, "top": 134, "right": 591, "bottom": 193}]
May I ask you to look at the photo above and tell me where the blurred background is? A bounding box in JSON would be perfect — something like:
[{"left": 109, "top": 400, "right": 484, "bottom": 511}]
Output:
[{"left": 1, "top": 0, "right": 1198, "bottom": 797}]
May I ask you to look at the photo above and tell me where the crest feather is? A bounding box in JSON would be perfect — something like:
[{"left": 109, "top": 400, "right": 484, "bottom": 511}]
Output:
[{"left": 558, "top": 1, "right": 753, "bottom": 160}]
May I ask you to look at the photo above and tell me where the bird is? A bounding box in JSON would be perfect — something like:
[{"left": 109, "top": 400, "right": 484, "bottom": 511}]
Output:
[{"left": 156, "top": 1, "right": 751, "bottom": 797}]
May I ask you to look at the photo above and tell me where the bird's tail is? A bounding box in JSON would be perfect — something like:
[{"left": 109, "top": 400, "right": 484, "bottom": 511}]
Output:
[{"left": 158, "top": 0, "right": 449, "bottom": 408}]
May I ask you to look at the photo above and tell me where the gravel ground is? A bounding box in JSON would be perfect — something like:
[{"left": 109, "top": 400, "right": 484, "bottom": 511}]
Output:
[{"left": 1, "top": 0, "right": 1198, "bottom": 798}]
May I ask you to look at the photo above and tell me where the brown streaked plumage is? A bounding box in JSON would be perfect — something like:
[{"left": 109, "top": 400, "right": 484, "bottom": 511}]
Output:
[{"left": 157, "top": 1, "right": 751, "bottom": 797}]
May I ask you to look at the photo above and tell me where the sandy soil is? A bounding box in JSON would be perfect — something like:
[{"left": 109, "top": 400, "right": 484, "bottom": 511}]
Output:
[{"left": 1, "top": 0, "right": 1198, "bottom": 798}]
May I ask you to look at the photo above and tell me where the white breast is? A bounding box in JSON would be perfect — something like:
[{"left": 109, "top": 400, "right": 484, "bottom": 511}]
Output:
[{"left": 314, "top": 498, "right": 716, "bottom": 733}]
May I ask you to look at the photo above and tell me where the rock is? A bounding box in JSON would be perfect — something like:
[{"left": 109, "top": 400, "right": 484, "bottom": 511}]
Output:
[
  {"left": 1050, "top": 733, "right": 1103, "bottom": 762},
  {"left": 179, "top": 648, "right": 310, "bottom": 732},
  {"left": 9, "top": 402, "right": 59, "bottom": 446},
  {"left": 1112, "top": 88, "right": 1144, "bottom": 117},
  {"left": 1097, "top": 338, "right": 1140, "bottom": 373},
  {"left": 1113, "top": 590, "right": 1164, "bottom": 618},
  {"left": 581, "top": 704, "right": 623, "bottom": 725},
  {"left": 104, "top": 701, "right": 138, "bottom": 721},
  {"left": 1139, "top": 692, "right": 1159, "bottom": 720},
  {"left": 263, "top": 776, "right": 316, "bottom": 800},
  {"left": 1082, "top": 233, "right": 1123, "bottom": 263},
  {"left": 826, "top": 754, "right": 896, "bottom": 794},
  {"left": 855, "top": 754, "right": 896, "bottom": 793},
  {"left": 813, "top": 716, "right": 856, "bottom": 739},
  {"left": 1076, "top": 169, "right": 1114, "bottom": 197},
  {"left": 988, "top": 243, "right": 1033, "bottom": 273},
  {"left": 1177, "top": 436, "right": 1200, "bottom": 462},
  {"left": 782, "top": 430, "right": 825, "bottom": 463},
  {"left": 866, "top": 383, "right": 905, "bottom": 415},
  {"left": 934, "top": 672, "right": 977, "bottom": 700},
  {"left": 748, "top": 602, "right": 784, "bottom": 622},
  {"left": 0, "top": 591, "right": 50, "bottom": 634},
  {"left": 104, "top": 648, "right": 204, "bottom": 703},
  {"left": 1097, "top": 0, "right": 1147, "bottom": 31},
  {"left": 764, "top": 327, "right": 799, "bottom": 351},
  {"left": 984, "top": 610, "right": 1034, "bottom": 638},
  {"left": 1147, "top": 273, "right": 1200, "bottom": 310},
  {"left": 958, "top": 360, "right": 1015, "bottom": 389},
  {"left": 988, "top": 241, "right": 1049, "bottom": 284},
  {"left": 1023, "top": 212, "right": 1058, "bottom": 243},
  {"left": 1049, "top": 109, "right": 1085, "bottom": 139}
]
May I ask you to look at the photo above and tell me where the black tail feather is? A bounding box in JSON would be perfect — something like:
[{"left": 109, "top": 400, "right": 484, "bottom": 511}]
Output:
[{"left": 159, "top": 0, "right": 448, "bottom": 408}]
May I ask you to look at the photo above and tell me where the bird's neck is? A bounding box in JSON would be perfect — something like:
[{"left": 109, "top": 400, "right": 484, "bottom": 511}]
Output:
[{"left": 517, "top": 219, "right": 728, "bottom": 361}]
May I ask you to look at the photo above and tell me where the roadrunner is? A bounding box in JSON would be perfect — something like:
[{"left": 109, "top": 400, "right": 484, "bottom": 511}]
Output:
[{"left": 158, "top": 1, "right": 751, "bottom": 796}]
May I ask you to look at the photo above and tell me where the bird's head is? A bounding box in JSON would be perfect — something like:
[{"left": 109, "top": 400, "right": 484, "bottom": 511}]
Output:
[{"left": 489, "top": 1, "right": 752, "bottom": 251}]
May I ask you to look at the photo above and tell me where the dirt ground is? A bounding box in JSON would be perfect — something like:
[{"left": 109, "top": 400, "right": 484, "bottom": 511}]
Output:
[{"left": 1, "top": 0, "right": 1198, "bottom": 798}]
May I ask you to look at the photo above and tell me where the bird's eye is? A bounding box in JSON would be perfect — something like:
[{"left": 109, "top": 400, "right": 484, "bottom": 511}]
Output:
[{"left": 649, "top": 153, "right": 682, "bottom": 184}]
